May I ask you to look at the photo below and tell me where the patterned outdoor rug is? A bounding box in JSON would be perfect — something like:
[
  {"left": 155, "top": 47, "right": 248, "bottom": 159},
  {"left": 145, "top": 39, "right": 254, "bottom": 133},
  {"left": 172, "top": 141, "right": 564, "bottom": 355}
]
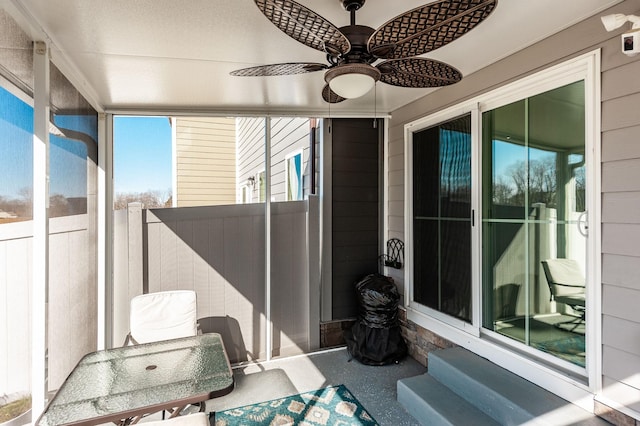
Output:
[
  {"left": 532, "top": 335, "right": 585, "bottom": 367},
  {"left": 214, "top": 384, "right": 379, "bottom": 425}
]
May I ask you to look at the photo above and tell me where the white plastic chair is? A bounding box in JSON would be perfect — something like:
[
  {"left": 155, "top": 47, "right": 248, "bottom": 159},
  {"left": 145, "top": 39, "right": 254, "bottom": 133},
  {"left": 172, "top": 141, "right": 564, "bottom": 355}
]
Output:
[{"left": 124, "top": 290, "right": 198, "bottom": 346}]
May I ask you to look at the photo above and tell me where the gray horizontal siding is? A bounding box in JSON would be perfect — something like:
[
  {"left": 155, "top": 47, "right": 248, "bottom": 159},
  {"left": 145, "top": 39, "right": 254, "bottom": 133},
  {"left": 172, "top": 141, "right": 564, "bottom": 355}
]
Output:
[
  {"left": 601, "top": 125, "right": 640, "bottom": 162},
  {"left": 602, "top": 254, "right": 640, "bottom": 291},
  {"left": 600, "top": 1, "right": 640, "bottom": 410},
  {"left": 603, "top": 316, "right": 640, "bottom": 355},
  {"left": 237, "top": 117, "right": 312, "bottom": 202},
  {"left": 602, "top": 192, "right": 640, "bottom": 223},
  {"left": 602, "top": 224, "right": 640, "bottom": 257}
]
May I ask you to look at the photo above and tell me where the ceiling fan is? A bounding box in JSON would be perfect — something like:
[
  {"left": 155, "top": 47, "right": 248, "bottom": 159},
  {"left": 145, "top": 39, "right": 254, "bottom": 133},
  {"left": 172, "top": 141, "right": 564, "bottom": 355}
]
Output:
[{"left": 231, "top": 0, "right": 498, "bottom": 103}]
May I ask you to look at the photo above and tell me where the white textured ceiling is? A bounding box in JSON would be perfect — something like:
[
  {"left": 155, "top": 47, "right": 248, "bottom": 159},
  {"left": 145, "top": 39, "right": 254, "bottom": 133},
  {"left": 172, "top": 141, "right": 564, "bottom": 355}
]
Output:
[{"left": 13, "top": 0, "right": 623, "bottom": 115}]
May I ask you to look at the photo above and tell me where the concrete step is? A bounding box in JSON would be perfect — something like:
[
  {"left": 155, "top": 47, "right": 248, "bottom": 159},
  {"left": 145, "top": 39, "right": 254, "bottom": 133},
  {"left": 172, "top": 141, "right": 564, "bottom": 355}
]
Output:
[
  {"left": 427, "top": 346, "right": 610, "bottom": 426},
  {"left": 398, "top": 374, "right": 501, "bottom": 426}
]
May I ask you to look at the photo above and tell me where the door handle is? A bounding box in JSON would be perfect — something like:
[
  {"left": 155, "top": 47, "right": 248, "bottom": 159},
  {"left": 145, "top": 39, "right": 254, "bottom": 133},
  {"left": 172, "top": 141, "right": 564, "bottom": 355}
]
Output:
[{"left": 578, "top": 211, "right": 588, "bottom": 237}]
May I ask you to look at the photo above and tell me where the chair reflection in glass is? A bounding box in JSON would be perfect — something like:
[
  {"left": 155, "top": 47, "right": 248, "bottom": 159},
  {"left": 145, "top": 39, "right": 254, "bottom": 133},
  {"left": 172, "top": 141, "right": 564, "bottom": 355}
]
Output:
[{"left": 541, "top": 259, "right": 586, "bottom": 332}]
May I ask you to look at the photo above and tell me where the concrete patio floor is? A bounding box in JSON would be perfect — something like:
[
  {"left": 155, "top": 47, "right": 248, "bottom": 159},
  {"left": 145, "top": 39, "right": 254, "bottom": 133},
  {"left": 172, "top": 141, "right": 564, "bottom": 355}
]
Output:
[{"left": 204, "top": 347, "right": 426, "bottom": 425}]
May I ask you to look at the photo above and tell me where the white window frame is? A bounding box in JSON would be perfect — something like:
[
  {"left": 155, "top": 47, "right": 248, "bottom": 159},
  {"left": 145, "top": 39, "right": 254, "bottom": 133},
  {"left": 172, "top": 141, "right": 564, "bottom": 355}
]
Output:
[
  {"left": 403, "top": 50, "right": 601, "bottom": 407},
  {"left": 240, "top": 182, "right": 252, "bottom": 204},
  {"left": 285, "top": 149, "right": 303, "bottom": 201},
  {"left": 405, "top": 107, "right": 481, "bottom": 336},
  {"left": 257, "top": 169, "right": 266, "bottom": 202}
]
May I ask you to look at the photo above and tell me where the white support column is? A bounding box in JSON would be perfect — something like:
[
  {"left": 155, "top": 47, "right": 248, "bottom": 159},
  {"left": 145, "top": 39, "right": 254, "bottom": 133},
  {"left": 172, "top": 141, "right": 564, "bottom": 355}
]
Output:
[
  {"left": 264, "top": 117, "right": 272, "bottom": 361},
  {"left": 32, "top": 40, "right": 50, "bottom": 417},
  {"left": 171, "top": 117, "right": 178, "bottom": 207},
  {"left": 307, "top": 195, "right": 320, "bottom": 350},
  {"left": 97, "top": 112, "right": 113, "bottom": 349}
]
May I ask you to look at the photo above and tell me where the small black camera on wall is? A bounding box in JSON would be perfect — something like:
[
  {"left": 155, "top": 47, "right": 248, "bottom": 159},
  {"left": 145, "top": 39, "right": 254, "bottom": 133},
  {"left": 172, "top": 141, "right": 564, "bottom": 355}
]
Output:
[{"left": 622, "top": 31, "right": 640, "bottom": 57}]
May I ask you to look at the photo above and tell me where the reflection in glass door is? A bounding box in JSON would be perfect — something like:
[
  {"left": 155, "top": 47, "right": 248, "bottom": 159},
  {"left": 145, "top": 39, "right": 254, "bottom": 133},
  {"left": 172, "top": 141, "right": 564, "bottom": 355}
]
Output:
[
  {"left": 413, "top": 114, "right": 472, "bottom": 322},
  {"left": 482, "top": 81, "right": 587, "bottom": 367}
]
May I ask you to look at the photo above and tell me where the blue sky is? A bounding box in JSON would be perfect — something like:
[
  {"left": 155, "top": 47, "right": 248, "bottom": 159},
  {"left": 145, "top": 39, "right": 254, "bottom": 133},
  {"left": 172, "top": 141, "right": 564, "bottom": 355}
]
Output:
[
  {"left": 0, "top": 87, "right": 33, "bottom": 199},
  {"left": 1, "top": 86, "right": 95, "bottom": 199},
  {"left": 1, "top": 86, "right": 172, "bottom": 201},
  {"left": 113, "top": 116, "right": 172, "bottom": 194}
]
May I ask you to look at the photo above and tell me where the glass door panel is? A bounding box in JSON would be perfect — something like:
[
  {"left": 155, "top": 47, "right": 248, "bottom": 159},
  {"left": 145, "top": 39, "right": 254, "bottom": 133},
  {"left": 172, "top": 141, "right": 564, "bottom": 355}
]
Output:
[
  {"left": 482, "top": 81, "right": 587, "bottom": 367},
  {"left": 413, "top": 114, "right": 472, "bottom": 322}
]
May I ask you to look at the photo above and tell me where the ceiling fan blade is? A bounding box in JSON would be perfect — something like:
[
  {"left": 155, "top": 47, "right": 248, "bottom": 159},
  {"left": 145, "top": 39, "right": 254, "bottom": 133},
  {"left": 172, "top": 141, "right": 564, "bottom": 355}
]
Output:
[
  {"left": 254, "top": 0, "right": 350, "bottom": 56},
  {"left": 368, "top": 0, "right": 498, "bottom": 59},
  {"left": 377, "top": 58, "right": 462, "bottom": 88},
  {"left": 322, "top": 84, "right": 346, "bottom": 103},
  {"left": 231, "top": 62, "right": 328, "bottom": 77}
]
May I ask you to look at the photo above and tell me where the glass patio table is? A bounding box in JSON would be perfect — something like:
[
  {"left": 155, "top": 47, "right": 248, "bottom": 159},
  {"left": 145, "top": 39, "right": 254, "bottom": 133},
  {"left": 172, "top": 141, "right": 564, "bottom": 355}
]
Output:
[{"left": 36, "top": 333, "right": 234, "bottom": 426}]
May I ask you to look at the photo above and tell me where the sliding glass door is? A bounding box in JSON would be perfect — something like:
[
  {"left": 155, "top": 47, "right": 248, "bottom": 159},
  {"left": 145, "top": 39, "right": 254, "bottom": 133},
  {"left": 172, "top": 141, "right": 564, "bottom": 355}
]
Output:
[
  {"left": 412, "top": 114, "right": 472, "bottom": 322},
  {"left": 481, "top": 81, "right": 587, "bottom": 367}
]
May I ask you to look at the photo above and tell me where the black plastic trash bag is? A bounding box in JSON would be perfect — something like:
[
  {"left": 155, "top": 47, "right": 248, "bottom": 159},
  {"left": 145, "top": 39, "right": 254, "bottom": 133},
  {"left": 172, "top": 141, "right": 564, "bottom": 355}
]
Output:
[{"left": 344, "top": 273, "right": 407, "bottom": 365}]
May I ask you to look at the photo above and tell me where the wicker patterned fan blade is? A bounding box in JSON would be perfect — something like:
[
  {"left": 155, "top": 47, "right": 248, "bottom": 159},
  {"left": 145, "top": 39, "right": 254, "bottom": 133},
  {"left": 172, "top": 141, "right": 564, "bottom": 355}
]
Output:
[
  {"left": 322, "top": 84, "right": 346, "bottom": 103},
  {"left": 255, "top": 0, "right": 350, "bottom": 56},
  {"left": 230, "top": 62, "right": 328, "bottom": 77},
  {"left": 368, "top": 0, "right": 498, "bottom": 59},
  {"left": 377, "top": 58, "right": 462, "bottom": 88}
]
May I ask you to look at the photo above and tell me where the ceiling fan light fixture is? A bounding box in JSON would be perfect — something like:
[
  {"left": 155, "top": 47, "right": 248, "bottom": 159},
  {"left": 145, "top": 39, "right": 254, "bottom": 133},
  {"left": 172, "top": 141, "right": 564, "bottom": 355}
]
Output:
[{"left": 325, "top": 63, "right": 380, "bottom": 99}]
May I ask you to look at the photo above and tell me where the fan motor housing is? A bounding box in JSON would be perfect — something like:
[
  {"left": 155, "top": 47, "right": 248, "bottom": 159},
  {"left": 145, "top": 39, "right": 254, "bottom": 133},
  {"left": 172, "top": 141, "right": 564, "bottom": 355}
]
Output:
[
  {"left": 341, "top": 0, "right": 365, "bottom": 12},
  {"left": 338, "top": 25, "right": 376, "bottom": 63}
]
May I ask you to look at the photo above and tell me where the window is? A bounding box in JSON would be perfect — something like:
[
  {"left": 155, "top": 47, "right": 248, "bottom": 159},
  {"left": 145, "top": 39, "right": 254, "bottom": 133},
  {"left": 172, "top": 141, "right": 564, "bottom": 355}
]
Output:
[
  {"left": 49, "top": 64, "right": 97, "bottom": 218},
  {"left": 285, "top": 150, "right": 303, "bottom": 201},
  {"left": 0, "top": 85, "right": 33, "bottom": 222}
]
